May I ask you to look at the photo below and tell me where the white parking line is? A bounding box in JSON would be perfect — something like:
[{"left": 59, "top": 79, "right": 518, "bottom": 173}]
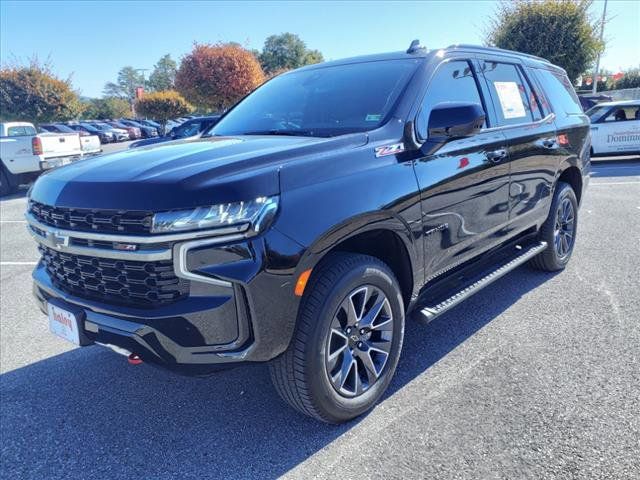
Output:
[
  {"left": 0, "top": 220, "right": 27, "bottom": 223},
  {"left": 590, "top": 181, "right": 640, "bottom": 186},
  {"left": 592, "top": 165, "right": 640, "bottom": 169},
  {"left": 0, "top": 261, "right": 37, "bottom": 265}
]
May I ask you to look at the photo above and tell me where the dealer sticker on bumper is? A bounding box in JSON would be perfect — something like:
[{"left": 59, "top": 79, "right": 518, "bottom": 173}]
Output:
[{"left": 47, "top": 303, "right": 80, "bottom": 345}]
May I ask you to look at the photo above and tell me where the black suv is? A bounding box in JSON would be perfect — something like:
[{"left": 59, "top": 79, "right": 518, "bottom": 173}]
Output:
[{"left": 27, "top": 42, "right": 589, "bottom": 423}]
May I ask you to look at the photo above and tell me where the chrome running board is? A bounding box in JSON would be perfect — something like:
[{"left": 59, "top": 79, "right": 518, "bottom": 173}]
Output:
[{"left": 417, "top": 241, "right": 548, "bottom": 323}]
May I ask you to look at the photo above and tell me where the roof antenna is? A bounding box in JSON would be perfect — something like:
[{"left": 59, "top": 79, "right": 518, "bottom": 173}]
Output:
[{"left": 407, "top": 39, "right": 425, "bottom": 54}]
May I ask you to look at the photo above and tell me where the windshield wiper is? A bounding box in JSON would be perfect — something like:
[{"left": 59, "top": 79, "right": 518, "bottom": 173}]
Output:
[{"left": 241, "top": 129, "right": 319, "bottom": 137}]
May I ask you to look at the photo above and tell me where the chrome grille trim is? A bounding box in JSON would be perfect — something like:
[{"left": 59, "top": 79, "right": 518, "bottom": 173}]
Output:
[
  {"left": 28, "top": 225, "right": 172, "bottom": 261},
  {"left": 25, "top": 212, "right": 249, "bottom": 245}
]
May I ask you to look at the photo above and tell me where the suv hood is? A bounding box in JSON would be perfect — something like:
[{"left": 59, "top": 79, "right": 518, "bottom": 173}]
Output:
[{"left": 30, "top": 134, "right": 367, "bottom": 211}]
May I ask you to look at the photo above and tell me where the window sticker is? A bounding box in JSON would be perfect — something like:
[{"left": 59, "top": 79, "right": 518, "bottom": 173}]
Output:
[
  {"left": 494, "top": 81, "right": 527, "bottom": 119},
  {"left": 365, "top": 114, "right": 382, "bottom": 122}
]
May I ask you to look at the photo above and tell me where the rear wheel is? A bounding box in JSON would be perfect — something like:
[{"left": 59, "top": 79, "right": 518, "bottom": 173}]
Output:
[
  {"left": 529, "top": 181, "right": 578, "bottom": 271},
  {"left": 269, "top": 253, "right": 405, "bottom": 423}
]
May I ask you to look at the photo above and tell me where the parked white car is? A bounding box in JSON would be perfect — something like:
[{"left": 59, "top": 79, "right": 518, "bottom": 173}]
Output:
[
  {"left": 587, "top": 100, "right": 640, "bottom": 157},
  {"left": 0, "top": 122, "right": 83, "bottom": 196}
]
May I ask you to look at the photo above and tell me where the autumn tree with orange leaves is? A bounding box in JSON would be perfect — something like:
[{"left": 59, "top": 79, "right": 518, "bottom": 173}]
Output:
[{"left": 175, "top": 43, "right": 265, "bottom": 112}]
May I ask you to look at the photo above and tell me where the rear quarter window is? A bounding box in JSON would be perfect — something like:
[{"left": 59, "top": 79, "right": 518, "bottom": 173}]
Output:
[
  {"left": 534, "top": 68, "right": 583, "bottom": 116},
  {"left": 7, "top": 125, "right": 37, "bottom": 136}
]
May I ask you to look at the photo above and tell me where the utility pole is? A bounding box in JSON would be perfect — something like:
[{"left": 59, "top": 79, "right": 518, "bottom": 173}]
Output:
[{"left": 592, "top": 0, "right": 608, "bottom": 94}]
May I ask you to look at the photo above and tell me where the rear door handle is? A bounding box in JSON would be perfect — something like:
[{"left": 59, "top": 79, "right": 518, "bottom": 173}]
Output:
[{"left": 487, "top": 149, "right": 507, "bottom": 163}]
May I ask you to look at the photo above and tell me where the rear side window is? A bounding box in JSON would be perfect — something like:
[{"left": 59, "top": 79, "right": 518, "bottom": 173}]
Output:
[
  {"left": 481, "top": 62, "right": 540, "bottom": 126},
  {"left": 418, "top": 59, "right": 487, "bottom": 133},
  {"left": 534, "top": 68, "right": 583, "bottom": 115},
  {"left": 7, "top": 125, "right": 37, "bottom": 136}
]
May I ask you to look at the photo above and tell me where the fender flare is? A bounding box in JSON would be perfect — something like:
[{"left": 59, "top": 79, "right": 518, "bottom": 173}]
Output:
[{"left": 290, "top": 210, "right": 420, "bottom": 297}]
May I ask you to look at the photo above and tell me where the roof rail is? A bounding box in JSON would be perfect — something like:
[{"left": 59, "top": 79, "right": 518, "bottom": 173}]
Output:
[{"left": 446, "top": 44, "right": 550, "bottom": 63}]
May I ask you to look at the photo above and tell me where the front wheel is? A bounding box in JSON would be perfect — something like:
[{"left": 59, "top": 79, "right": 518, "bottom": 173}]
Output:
[
  {"left": 270, "top": 253, "right": 405, "bottom": 423},
  {"left": 529, "top": 181, "right": 578, "bottom": 271}
]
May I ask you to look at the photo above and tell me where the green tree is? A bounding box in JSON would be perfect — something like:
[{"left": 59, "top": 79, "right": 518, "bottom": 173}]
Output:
[
  {"left": 0, "top": 60, "right": 83, "bottom": 122},
  {"left": 303, "top": 49, "right": 324, "bottom": 66},
  {"left": 486, "top": 0, "right": 604, "bottom": 83},
  {"left": 258, "top": 33, "right": 324, "bottom": 74},
  {"left": 148, "top": 54, "right": 177, "bottom": 92},
  {"left": 135, "top": 90, "right": 192, "bottom": 134},
  {"left": 614, "top": 67, "right": 640, "bottom": 89},
  {"left": 82, "top": 97, "right": 131, "bottom": 119},
  {"left": 103, "top": 66, "right": 145, "bottom": 107}
]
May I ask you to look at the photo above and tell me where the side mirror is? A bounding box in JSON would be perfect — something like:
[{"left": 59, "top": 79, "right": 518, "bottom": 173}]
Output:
[{"left": 416, "top": 102, "right": 485, "bottom": 155}]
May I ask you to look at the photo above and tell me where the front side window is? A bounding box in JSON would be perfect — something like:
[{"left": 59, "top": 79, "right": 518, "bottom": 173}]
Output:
[
  {"left": 602, "top": 106, "right": 640, "bottom": 122},
  {"left": 482, "top": 62, "right": 538, "bottom": 126},
  {"left": 418, "top": 60, "right": 486, "bottom": 134},
  {"left": 210, "top": 59, "right": 419, "bottom": 138}
]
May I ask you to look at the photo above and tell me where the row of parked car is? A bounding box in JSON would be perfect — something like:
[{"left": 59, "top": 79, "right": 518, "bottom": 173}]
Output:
[
  {"left": 38, "top": 115, "right": 220, "bottom": 146},
  {"left": 40, "top": 119, "right": 162, "bottom": 143}
]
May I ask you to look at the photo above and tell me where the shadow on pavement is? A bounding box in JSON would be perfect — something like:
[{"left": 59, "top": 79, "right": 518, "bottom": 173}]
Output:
[
  {"left": 0, "top": 267, "right": 556, "bottom": 479},
  {"left": 0, "top": 187, "right": 28, "bottom": 201},
  {"left": 590, "top": 159, "right": 640, "bottom": 178}
]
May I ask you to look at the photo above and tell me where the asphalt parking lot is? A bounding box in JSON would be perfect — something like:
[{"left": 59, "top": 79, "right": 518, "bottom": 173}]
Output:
[{"left": 1, "top": 158, "right": 639, "bottom": 479}]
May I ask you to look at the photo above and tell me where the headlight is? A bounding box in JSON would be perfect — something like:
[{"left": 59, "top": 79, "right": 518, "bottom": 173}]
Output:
[{"left": 151, "top": 196, "right": 278, "bottom": 234}]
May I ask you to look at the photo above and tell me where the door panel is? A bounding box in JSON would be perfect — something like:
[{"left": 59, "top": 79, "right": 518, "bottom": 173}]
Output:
[
  {"left": 412, "top": 57, "right": 511, "bottom": 280},
  {"left": 414, "top": 130, "right": 510, "bottom": 280},
  {"left": 478, "top": 59, "right": 559, "bottom": 226},
  {"left": 503, "top": 121, "right": 559, "bottom": 221},
  {"left": 592, "top": 105, "right": 640, "bottom": 155}
]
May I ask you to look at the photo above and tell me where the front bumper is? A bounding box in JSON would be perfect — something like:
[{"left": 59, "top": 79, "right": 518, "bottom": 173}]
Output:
[{"left": 28, "top": 215, "right": 305, "bottom": 375}]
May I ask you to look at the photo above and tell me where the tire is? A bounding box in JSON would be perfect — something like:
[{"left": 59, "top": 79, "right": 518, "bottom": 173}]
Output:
[
  {"left": 0, "top": 166, "right": 17, "bottom": 197},
  {"left": 269, "top": 252, "right": 405, "bottom": 423},
  {"left": 529, "top": 181, "right": 578, "bottom": 271}
]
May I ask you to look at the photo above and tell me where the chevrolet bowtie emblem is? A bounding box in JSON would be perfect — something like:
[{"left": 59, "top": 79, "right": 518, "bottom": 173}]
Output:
[{"left": 50, "top": 231, "right": 70, "bottom": 249}]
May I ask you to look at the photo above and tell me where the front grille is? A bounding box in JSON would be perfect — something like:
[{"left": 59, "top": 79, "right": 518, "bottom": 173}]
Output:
[
  {"left": 29, "top": 201, "right": 153, "bottom": 235},
  {"left": 39, "top": 245, "right": 189, "bottom": 307}
]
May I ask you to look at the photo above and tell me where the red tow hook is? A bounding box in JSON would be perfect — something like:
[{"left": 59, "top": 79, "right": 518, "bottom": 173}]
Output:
[{"left": 128, "top": 353, "right": 143, "bottom": 365}]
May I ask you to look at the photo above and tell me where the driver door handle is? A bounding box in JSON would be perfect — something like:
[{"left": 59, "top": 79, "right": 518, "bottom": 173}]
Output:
[{"left": 487, "top": 149, "right": 507, "bottom": 163}]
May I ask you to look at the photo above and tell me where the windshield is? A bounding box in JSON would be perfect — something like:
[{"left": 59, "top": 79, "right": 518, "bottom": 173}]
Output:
[
  {"left": 53, "top": 124, "right": 75, "bottom": 133},
  {"left": 586, "top": 105, "right": 609, "bottom": 122},
  {"left": 209, "top": 59, "right": 419, "bottom": 138}
]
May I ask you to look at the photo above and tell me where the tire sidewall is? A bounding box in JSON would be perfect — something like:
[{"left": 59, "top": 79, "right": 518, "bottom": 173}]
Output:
[
  {"left": 304, "top": 259, "right": 405, "bottom": 422},
  {"left": 549, "top": 183, "right": 578, "bottom": 268}
]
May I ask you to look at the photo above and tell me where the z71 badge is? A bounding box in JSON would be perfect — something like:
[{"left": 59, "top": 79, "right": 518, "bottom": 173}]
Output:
[{"left": 375, "top": 143, "right": 405, "bottom": 157}]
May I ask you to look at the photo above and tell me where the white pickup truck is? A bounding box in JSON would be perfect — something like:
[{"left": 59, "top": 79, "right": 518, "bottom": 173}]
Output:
[
  {"left": 40, "top": 123, "right": 102, "bottom": 156},
  {"left": 1, "top": 122, "right": 83, "bottom": 196}
]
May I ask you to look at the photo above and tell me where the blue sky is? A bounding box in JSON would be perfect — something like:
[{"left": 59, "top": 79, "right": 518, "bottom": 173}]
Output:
[{"left": 1, "top": 0, "right": 638, "bottom": 97}]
